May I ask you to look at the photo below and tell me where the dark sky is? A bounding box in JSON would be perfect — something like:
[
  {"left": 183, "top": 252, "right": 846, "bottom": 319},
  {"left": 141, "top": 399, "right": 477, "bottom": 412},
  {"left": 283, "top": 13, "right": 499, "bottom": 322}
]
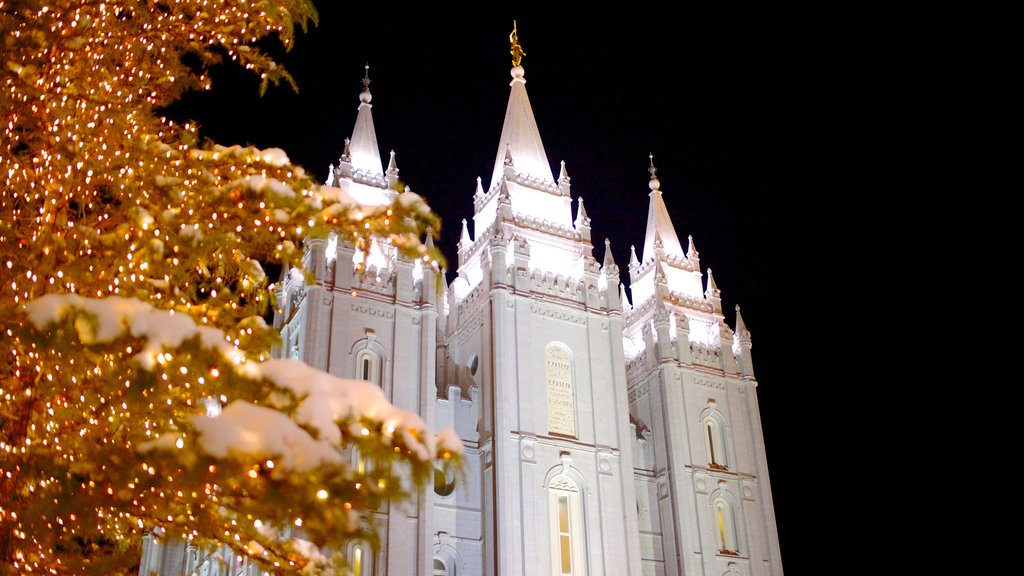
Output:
[{"left": 166, "top": 4, "right": 854, "bottom": 573}]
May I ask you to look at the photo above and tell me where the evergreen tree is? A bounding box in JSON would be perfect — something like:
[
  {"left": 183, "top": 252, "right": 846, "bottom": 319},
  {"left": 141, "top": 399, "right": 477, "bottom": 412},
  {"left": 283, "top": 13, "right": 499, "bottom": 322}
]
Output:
[{"left": 0, "top": 1, "right": 458, "bottom": 573}]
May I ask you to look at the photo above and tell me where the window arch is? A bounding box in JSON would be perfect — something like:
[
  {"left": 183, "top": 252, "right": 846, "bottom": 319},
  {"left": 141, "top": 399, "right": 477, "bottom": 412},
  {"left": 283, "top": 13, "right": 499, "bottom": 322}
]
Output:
[
  {"left": 355, "top": 348, "right": 381, "bottom": 386},
  {"left": 348, "top": 539, "right": 374, "bottom": 576},
  {"left": 703, "top": 411, "right": 729, "bottom": 470},
  {"left": 548, "top": 473, "right": 586, "bottom": 576},
  {"left": 713, "top": 497, "right": 739, "bottom": 555},
  {"left": 545, "top": 343, "right": 575, "bottom": 437},
  {"left": 432, "top": 556, "right": 453, "bottom": 576}
]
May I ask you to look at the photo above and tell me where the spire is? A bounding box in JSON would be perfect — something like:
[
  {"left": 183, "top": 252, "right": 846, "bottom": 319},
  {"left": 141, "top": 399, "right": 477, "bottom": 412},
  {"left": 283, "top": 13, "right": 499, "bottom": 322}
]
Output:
[
  {"left": 386, "top": 149, "right": 399, "bottom": 188},
  {"left": 642, "top": 154, "right": 685, "bottom": 262},
  {"left": 425, "top": 227, "right": 435, "bottom": 250},
  {"left": 687, "top": 234, "right": 699, "bottom": 263},
  {"left": 325, "top": 163, "right": 335, "bottom": 186},
  {"left": 629, "top": 244, "right": 639, "bottom": 268},
  {"left": 735, "top": 304, "right": 751, "bottom": 342},
  {"left": 491, "top": 22, "right": 554, "bottom": 187},
  {"left": 348, "top": 63, "right": 384, "bottom": 177},
  {"left": 603, "top": 238, "right": 617, "bottom": 269},
  {"left": 459, "top": 218, "right": 472, "bottom": 249},
  {"left": 474, "top": 176, "right": 485, "bottom": 198},
  {"left": 559, "top": 160, "right": 570, "bottom": 183},
  {"left": 575, "top": 196, "right": 590, "bottom": 228},
  {"left": 705, "top": 268, "right": 723, "bottom": 314}
]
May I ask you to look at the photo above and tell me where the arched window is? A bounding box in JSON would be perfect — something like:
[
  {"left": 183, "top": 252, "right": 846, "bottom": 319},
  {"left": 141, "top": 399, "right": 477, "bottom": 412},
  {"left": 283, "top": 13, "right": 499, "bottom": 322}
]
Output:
[
  {"left": 713, "top": 497, "right": 738, "bottom": 555},
  {"left": 355, "top": 348, "right": 381, "bottom": 386},
  {"left": 545, "top": 344, "right": 575, "bottom": 437},
  {"left": 548, "top": 474, "right": 586, "bottom": 575},
  {"left": 348, "top": 540, "right": 374, "bottom": 576},
  {"left": 703, "top": 413, "right": 729, "bottom": 470}
]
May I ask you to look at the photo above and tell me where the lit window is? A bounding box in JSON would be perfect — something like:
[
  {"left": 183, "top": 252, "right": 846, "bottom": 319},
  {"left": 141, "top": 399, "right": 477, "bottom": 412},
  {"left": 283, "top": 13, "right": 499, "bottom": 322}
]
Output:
[
  {"left": 714, "top": 498, "right": 739, "bottom": 555},
  {"left": 349, "top": 540, "right": 373, "bottom": 576},
  {"left": 549, "top": 474, "right": 585, "bottom": 575},
  {"left": 546, "top": 344, "right": 575, "bottom": 437}
]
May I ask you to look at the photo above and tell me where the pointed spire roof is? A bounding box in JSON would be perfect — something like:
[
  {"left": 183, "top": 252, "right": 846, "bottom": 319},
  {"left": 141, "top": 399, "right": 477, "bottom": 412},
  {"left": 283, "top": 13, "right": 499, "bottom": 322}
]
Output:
[
  {"left": 642, "top": 154, "right": 686, "bottom": 262},
  {"left": 687, "top": 234, "right": 699, "bottom": 261},
  {"left": 559, "top": 160, "right": 570, "bottom": 183},
  {"left": 629, "top": 244, "right": 639, "bottom": 268},
  {"left": 459, "top": 218, "right": 472, "bottom": 247},
  {"left": 386, "top": 149, "right": 398, "bottom": 175},
  {"left": 349, "top": 64, "right": 384, "bottom": 177},
  {"left": 491, "top": 24, "right": 554, "bottom": 187},
  {"left": 735, "top": 304, "right": 751, "bottom": 340},
  {"left": 603, "top": 238, "right": 616, "bottom": 268},
  {"left": 575, "top": 196, "right": 589, "bottom": 228},
  {"left": 474, "top": 176, "right": 485, "bottom": 197},
  {"left": 705, "top": 267, "right": 721, "bottom": 299}
]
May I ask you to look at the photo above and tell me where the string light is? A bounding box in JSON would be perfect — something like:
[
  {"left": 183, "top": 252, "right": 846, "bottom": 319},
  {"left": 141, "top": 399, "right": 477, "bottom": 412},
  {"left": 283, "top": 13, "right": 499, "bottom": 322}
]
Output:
[{"left": 0, "top": 1, "right": 450, "bottom": 573}]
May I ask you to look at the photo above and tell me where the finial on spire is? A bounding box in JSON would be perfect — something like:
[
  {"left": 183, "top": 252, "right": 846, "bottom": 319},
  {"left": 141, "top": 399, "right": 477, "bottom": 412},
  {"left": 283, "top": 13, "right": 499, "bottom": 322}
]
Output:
[
  {"left": 359, "top": 63, "right": 373, "bottom": 103},
  {"left": 459, "top": 218, "right": 472, "bottom": 248},
  {"left": 559, "top": 160, "right": 570, "bottom": 183},
  {"left": 474, "top": 176, "right": 484, "bottom": 197},
  {"left": 510, "top": 20, "right": 525, "bottom": 68},
  {"left": 648, "top": 153, "right": 660, "bottom": 191},
  {"left": 629, "top": 244, "right": 639, "bottom": 267}
]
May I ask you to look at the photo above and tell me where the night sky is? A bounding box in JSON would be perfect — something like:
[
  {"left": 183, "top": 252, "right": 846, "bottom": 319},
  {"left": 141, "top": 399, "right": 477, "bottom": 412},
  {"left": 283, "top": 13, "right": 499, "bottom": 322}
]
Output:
[{"left": 165, "top": 4, "right": 851, "bottom": 573}]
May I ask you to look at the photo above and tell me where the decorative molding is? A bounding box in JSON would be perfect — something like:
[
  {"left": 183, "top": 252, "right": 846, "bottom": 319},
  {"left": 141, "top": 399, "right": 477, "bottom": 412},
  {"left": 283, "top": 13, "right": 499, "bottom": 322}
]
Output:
[
  {"left": 598, "top": 457, "right": 613, "bottom": 475},
  {"left": 627, "top": 379, "right": 650, "bottom": 404},
  {"left": 695, "top": 474, "right": 708, "bottom": 494},
  {"left": 695, "top": 378, "right": 726, "bottom": 391},
  {"left": 549, "top": 475, "right": 579, "bottom": 493},
  {"left": 350, "top": 303, "right": 395, "bottom": 319},
  {"left": 530, "top": 303, "right": 587, "bottom": 325}
]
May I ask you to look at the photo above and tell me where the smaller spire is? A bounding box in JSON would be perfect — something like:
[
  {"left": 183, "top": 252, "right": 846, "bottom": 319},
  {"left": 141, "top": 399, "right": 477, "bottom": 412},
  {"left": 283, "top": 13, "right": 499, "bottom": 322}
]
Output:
[
  {"left": 575, "top": 196, "right": 590, "bottom": 228},
  {"left": 705, "top": 268, "right": 721, "bottom": 298},
  {"left": 620, "top": 283, "right": 632, "bottom": 310},
  {"left": 341, "top": 137, "right": 351, "bottom": 163},
  {"left": 687, "top": 234, "right": 699, "bottom": 261},
  {"left": 459, "top": 218, "right": 472, "bottom": 248},
  {"left": 559, "top": 160, "right": 570, "bottom": 183},
  {"left": 503, "top": 143, "right": 514, "bottom": 167},
  {"left": 735, "top": 304, "right": 751, "bottom": 341},
  {"left": 474, "top": 176, "right": 484, "bottom": 197},
  {"left": 628, "top": 245, "right": 639, "bottom": 268},
  {"left": 425, "top": 227, "right": 435, "bottom": 250},
  {"left": 325, "top": 163, "right": 334, "bottom": 186},
  {"left": 705, "top": 268, "right": 723, "bottom": 314},
  {"left": 603, "top": 238, "right": 616, "bottom": 268},
  {"left": 386, "top": 150, "right": 399, "bottom": 188},
  {"left": 386, "top": 150, "right": 398, "bottom": 175}
]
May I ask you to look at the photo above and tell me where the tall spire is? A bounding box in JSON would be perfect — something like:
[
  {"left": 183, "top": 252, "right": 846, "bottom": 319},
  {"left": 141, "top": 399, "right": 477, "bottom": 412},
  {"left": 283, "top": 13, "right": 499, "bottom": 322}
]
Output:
[
  {"left": 491, "top": 22, "right": 554, "bottom": 188},
  {"left": 575, "top": 196, "right": 590, "bottom": 228},
  {"left": 641, "top": 154, "right": 686, "bottom": 262},
  {"left": 348, "top": 63, "right": 384, "bottom": 177}
]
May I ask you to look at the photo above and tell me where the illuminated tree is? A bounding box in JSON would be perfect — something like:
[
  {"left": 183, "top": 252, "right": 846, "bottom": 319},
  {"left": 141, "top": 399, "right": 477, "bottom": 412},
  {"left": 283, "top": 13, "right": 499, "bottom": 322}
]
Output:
[{"left": 0, "top": 1, "right": 458, "bottom": 574}]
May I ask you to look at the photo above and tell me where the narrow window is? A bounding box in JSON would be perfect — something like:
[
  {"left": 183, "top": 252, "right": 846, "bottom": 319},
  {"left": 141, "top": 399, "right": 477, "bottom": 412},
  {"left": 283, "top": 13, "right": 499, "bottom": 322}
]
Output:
[
  {"left": 549, "top": 475, "right": 585, "bottom": 575},
  {"left": 355, "top": 348, "right": 381, "bottom": 386},
  {"left": 350, "top": 540, "right": 373, "bottom": 576},
  {"left": 714, "top": 498, "right": 738, "bottom": 554},
  {"left": 558, "top": 494, "right": 572, "bottom": 574},
  {"left": 704, "top": 415, "right": 728, "bottom": 470}
]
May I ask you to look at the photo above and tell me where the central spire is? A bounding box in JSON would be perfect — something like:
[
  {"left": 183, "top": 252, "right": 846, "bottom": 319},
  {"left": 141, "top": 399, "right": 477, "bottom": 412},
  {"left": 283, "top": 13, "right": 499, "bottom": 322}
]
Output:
[
  {"left": 642, "top": 154, "right": 686, "bottom": 261},
  {"left": 348, "top": 63, "right": 384, "bottom": 178},
  {"left": 490, "top": 21, "right": 554, "bottom": 188}
]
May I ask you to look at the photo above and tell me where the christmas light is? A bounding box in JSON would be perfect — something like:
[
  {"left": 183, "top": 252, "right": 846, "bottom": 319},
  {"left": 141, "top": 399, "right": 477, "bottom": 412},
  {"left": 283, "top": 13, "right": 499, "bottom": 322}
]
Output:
[{"left": 0, "top": 1, "right": 454, "bottom": 574}]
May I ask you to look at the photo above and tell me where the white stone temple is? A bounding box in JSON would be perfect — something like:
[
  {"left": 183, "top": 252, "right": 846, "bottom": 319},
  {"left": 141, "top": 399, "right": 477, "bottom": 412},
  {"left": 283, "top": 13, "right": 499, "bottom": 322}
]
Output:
[{"left": 139, "top": 39, "right": 783, "bottom": 576}]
